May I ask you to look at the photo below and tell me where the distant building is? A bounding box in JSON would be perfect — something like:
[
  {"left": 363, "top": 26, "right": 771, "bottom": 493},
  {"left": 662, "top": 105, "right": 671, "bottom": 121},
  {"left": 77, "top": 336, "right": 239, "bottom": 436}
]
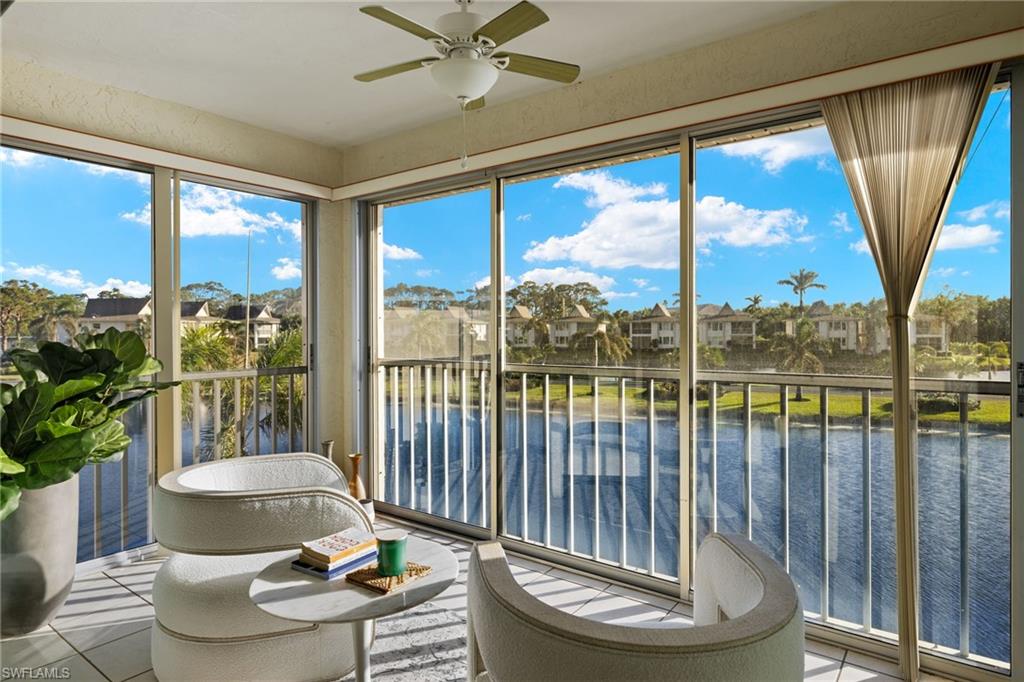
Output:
[
  {"left": 785, "top": 300, "right": 866, "bottom": 352},
  {"left": 628, "top": 302, "right": 679, "bottom": 350},
  {"left": 224, "top": 304, "right": 281, "bottom": 349},
  {"left": 381, "top": 306, "right": 489, "bottom": 360},
  {"left": 506, "top": 305, "right": 540, "bottom": 348},
  {"left": 550, "top": 304, "right": 605, "bottom": 348},
  {"left": 73, "top": 297, "right": 221, "bottom": 342},
  {"left": 697, "top": 302, "right": 757, "bottom": 349},
  {"left": 872, "top": 313, "right": 948, "bottom": 353}
]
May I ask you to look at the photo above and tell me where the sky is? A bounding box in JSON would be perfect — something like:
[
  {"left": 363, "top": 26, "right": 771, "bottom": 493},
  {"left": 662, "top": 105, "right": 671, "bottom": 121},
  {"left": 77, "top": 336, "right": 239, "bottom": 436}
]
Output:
[
  {"left": 1, "top": 152, "right": 303, "bottom": 297},
  {"left": 0, "top": 90, "right": 1010, "bottom": 310},
  {"left": 383, "top": 89, "right": 1011, "bottom": 311}
]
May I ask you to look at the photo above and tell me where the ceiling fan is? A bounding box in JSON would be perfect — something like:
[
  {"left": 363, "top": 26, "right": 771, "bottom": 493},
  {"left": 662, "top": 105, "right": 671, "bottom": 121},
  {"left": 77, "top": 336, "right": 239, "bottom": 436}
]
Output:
[{"left": 354, "top": 0, "right": 581, "bottom": 111}]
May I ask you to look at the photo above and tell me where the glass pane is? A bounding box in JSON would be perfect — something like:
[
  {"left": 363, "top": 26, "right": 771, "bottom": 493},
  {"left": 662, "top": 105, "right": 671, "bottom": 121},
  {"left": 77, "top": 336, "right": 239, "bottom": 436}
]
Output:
[
  {"left": 177, "top": 181, "right": 306, "bottom": 463},
  {"left": 378, "top": 187, "right": 491, "bottom": 528},
  {"left": 502, "top": 154, "right": 681, "bottom": 579},
  {"left": 694, "top": 123, "right": 897, "bottom": 633},
  {"left": 1, "top": 147, "right": 153, "bottom": 562},
  {"left": 914, "top": 86, "right": 1011, "bottom": 668}
]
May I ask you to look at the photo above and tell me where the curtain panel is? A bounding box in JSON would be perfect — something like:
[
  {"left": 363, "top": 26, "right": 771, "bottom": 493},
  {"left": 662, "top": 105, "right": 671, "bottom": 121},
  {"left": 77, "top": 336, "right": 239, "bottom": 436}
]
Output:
[{"left": 821, "top": 63, "right": 997, "bottom": 681}]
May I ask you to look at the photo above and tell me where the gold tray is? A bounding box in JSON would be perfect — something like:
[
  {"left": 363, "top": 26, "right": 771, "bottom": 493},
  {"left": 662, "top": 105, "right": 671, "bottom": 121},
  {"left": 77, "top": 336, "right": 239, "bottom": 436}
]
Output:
[{"left": 345, "top": 561, "right": 432, "bottom": 594}]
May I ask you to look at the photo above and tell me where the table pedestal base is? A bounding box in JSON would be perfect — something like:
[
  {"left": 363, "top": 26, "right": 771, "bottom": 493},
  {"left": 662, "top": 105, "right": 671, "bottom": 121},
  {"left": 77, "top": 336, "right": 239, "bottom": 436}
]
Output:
[{"left": 352, "top": 619, "right": 374, "bottom": 682}]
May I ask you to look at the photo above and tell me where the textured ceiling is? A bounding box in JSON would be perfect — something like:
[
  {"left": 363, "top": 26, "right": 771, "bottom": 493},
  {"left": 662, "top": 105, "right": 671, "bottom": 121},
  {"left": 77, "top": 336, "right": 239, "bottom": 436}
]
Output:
[{"left": 2, "top": 1, "right": 830, "bottom": 147}]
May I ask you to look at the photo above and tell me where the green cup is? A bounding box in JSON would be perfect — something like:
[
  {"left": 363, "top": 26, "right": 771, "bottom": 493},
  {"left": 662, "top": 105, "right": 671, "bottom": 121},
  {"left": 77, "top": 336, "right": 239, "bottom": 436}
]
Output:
[{"left": 376, "top": 530, "right": 408, "bottom": 577}]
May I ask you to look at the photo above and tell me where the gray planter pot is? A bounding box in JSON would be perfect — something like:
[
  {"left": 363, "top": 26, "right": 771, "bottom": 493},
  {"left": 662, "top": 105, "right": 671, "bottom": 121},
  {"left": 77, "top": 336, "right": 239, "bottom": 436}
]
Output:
[{"left": 1, "top": 476, "right": 79, "bottom": 636}]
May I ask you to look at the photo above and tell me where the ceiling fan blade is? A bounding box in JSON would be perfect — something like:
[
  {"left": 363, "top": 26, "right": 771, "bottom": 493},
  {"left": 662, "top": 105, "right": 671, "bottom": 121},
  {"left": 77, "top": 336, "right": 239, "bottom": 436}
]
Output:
[
  {"left": 354, "top": 58, "right": 436, "bottom": 82},
  {"left": 494, "top": 52, "right": 580, "bottom": 83},
  {"left": 463, "top": 97, "right": 485, "bottom": 111},
  {"left": 359, "top": 6, "right": 449, "bottom": 43},
  {"left": 474, "top": 1, "right": 548, "bottom": 47}
]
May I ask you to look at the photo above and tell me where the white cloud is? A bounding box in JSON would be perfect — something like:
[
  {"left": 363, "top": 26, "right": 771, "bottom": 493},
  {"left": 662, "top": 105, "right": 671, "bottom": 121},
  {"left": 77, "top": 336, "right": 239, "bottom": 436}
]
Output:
[
  {"left": 69, "top": 160, "right": 150, "bottom": 185},
  {"left": 473, "top": 275, "right": 517, "bottom": 290},
  {"left": 518, "top": 266, "right": 616, "bottom": 291},
  {"left": 525, "top": 169, "right": 807, "bottom": 268},
  {"left": 0, "top": 148, "right": 44, "bottom": 167},
  {"left": 415, "top": 268, "right": 438, "bottom": 278},
  {"left": 553, "top": 170, "right": 666, "bottom": 208},
  {"left": 604, "top": 291, "right": 639, "bottom": 300},
  {"left": 830, "top": 210, "right": 853, "bottom": 233},
  {"left": 718, "top": 126, "right": 833, "bottom": 173},
  {"left": 4, "top": 262, "right": 149, "bottom": 297},
  {"left": 696, "top": 196, "right": 808, "bottom": 250},
  {"left": 933, "top": 266, "right": 957, "bottom": 278},
  {"left": 381, "top": 242, "right": 423, "bottom": 260},
  {"left": 957, "top": 200, "right": 1009, "bottom": 223},
  {"left": 516, "top": 213, "right": 532, "bottom": 222},
  {"left": 270, "top": 257, "right": 302, "bottom": 280},
  {"left": 121, "top": 184, "right": 302, "bottom": 240},
  {"left": 937, "top": 223, "right": 1001, "bottom": 251},
  {"left": 850, "top": 238, "right": 871, "bottom": 254},
  {"left": 631, "top": 278, "right": 650, "bottom": 288}
]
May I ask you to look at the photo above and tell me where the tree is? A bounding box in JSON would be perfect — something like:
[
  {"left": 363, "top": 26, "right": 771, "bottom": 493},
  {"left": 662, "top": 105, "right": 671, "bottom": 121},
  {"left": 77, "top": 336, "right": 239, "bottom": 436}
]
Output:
[
  {"left": 770, "top": 318, "right": 826, "bottom": 400},
  {"left": 181, "top": 326, "right": 238, "bottom": 373},
  {"left": 744, "top": 294, "right": 763, "bottom": 314},
  {"left": 975, "top": 343, "right": 1004, "bottom": 379},
  {"left": 569, "top": 328, "right": 631, "bottom": 368},
  {"left": 777, "top": 269, "right": 827, "bottom": 314},
  {"left": 96, "top": 288, "right": 127, "bottom": 299},
  {"left": 0, "top": 280, "right": 51, "bottom": 351},
  {"left": 32, "top": 294, "right": 85, "bottom": 342},
  {"left": 976, "top": 296, "right": 1010, "bottom": 344}
]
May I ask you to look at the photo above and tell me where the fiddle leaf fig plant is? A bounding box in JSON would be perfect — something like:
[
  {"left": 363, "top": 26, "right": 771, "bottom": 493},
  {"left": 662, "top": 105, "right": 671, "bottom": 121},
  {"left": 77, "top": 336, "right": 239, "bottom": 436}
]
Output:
[{"left": 0, "top": 328, "right": 179, "bottom": 521}]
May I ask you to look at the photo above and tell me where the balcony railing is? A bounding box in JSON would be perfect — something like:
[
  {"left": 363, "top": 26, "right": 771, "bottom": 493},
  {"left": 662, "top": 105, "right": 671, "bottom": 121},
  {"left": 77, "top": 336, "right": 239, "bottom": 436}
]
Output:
[
  {"left": 182, "top": 365, "right": 308, "bottom": 465},
  {"left": 378, "top": 359, "right": 1011, "bottom": 668}
]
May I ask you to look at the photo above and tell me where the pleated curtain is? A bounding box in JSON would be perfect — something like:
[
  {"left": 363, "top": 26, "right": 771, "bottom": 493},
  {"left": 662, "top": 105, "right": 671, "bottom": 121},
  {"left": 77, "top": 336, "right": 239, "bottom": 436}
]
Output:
[{"left": 821, "top": 63, "right": 997, "bottom": 681}]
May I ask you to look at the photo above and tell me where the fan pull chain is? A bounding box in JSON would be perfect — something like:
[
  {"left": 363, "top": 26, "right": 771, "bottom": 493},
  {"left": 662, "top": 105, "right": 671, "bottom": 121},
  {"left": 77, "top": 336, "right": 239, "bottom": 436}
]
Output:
[{"left": 460, "top": 101, "right": 469, "bottom": 169}]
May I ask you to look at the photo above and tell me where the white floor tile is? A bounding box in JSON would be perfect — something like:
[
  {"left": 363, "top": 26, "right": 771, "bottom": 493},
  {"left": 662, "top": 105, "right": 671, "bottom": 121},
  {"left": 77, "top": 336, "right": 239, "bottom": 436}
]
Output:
[
  {"left": 602, "top": 583, "right": 678, "bottom": 611},
  {"left": 430, "top": 580, "right": 469, "bottom": 617},
  {"left": 104, "top": 560, "right": 161, "bottom": 602},
  {"left": 505, "top": 554, "right": 551, "bottom": 574},
  {"left": 522, "top": 575, "right": 602, "bottom": 614},
  {"left": 659, "top": 609, "right": 694, "bottom": 626},
  {"left": 545, "top": 566, "right": 611, "bottom": 591},
  {"left": 804, "top": 652, "right": 843, "bottom": 682},
  {"left": 83, "top": 627, "right": 153, "bottom": 682},
  {"left": 573, "top": 593, "right": 669, "bottom": 626},
  {"left": 126, "top": 670, "right": 158, "bottom": 681},
  {"left": 31, "top": 653, "right": 106, "bottom": 681},
  {"left": 511, "top": 568, "right": 548, "bottom": 588},
  {"left": 843, "top": 651, "right": 901, "bottom": 678},
  {"left": 804, "top": 637, "right": 847, "bottom": 662},
  {"left": 838, "top": 664, "right": 901, "bottom": 682},
  {"left": 0, "top": 626, "right": 77, "bottom": 669},
  {"left": 50, "top": 574, "right": 153, "bottom": 651}
]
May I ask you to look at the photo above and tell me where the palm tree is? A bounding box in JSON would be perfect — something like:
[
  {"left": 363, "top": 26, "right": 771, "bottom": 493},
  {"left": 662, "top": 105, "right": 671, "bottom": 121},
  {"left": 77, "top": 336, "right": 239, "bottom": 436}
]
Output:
[
  {"left": 744, "top": 294, "right": 763, "bottom": 314},
  {"left": 777, "top": 269, "right": 827, "bottom": 314},
  {"left": 570, "top": 328, "right": 631, "bottom": 368},
  {"left": 771, "top": 318, "right": 826, "bottom": 400},
  {"left": 976, "top": 343, "right": 1002, "bottom": 379},
  {"left": 33, "top": 293, "right": 85, "bottom": 342}
]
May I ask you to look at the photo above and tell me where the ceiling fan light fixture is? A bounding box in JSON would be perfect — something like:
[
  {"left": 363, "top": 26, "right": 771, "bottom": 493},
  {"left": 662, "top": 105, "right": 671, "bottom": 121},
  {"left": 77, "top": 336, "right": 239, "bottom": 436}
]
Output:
[{"left": 430, "top": 55, "right": 498, "bottom": 102}]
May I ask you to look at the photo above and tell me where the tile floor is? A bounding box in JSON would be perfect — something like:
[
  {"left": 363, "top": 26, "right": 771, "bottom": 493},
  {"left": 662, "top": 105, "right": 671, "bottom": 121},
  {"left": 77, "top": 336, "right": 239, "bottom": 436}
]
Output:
[{"left": 1, "top": 517, "right": 938, "bottom": 681}]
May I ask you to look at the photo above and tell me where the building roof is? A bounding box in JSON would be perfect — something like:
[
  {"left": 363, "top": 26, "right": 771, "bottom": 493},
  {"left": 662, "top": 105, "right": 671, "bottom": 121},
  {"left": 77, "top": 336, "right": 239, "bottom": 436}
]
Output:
[
  {"left": 696, "top": 303, "right": 721, "bottom": 317},
  {"left": 508, "top": 305, "right": 533, "bottom": 320},
  {"left": 708, "top": 302, "right": 755, "bottom": 321},
  {"left": 180, "top": 300, "right": 210, "bottom": 318},
  {"left": 82, "top": 297, "right": 151, "bottom": 318},
  {"left": 806, "top": 300, "right": 831, "bottom": 317},
  {"left": 224, "top": 304, "right": 279, "bottom": 322},
  {"left": 556, "top": 303, "right": 593, "bottom": 322}
]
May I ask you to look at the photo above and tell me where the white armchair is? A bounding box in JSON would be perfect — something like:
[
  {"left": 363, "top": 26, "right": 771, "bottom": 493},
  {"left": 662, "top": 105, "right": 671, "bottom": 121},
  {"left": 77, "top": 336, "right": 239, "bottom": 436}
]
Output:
[
  {"left": 467, "top": 533, "right": 804, "bottom": 682},
  {"left": 151, "top": 453, "right": 373, "bottom": 681}
]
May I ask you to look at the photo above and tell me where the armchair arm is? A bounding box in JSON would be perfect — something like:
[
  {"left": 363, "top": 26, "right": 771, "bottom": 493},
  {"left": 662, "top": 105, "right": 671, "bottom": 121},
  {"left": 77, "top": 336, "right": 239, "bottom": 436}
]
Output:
[{"left": 154, "top": 454, "right": 371, "bottom": 555}]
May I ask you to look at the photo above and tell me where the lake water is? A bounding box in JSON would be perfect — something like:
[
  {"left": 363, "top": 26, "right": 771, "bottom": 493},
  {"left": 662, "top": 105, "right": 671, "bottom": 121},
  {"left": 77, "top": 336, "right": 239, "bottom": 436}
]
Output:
[
  {"left": 383, "top": 401, "right": 1010, "bottom": 664},
  {"left": 75, "top": 397, "right": 1010, "bottom": 664}
]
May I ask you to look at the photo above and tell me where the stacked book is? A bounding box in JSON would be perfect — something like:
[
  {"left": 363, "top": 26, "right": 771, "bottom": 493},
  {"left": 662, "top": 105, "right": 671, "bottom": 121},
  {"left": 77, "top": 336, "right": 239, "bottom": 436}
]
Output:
[{"left": 292, "top": 528, "right": 377, "bottom": 580}]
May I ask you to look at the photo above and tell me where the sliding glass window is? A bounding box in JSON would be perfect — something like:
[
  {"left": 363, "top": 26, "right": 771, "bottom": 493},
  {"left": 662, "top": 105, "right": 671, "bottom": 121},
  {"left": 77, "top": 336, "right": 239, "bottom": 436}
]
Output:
[
  {"left": 912, "top": 84, "right": 1012, "bottom": 670},
  {"left": 0, "top": 146, "right": 153, "bottom": 562},
  {"left": 372, "top": 186, "right": 492, "bottom": 527},
  {"left": 502, "top": 151, "right": 681, "bottom": 578},
  {"left": 176, "top": 181, "right": 308, "bottom": 464}
]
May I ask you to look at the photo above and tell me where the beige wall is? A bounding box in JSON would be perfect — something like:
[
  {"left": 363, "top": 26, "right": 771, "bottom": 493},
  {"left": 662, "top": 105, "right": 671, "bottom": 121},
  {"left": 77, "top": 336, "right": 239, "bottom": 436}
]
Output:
[
  {"left": 315, "top": 198, "right": 360, "bottom": 478},
  {"left": 1, "top": 58, "right": 344, "bottom": 186},
  {"left": 340, "top": 1, "right": 1024, "bottom": 184}
]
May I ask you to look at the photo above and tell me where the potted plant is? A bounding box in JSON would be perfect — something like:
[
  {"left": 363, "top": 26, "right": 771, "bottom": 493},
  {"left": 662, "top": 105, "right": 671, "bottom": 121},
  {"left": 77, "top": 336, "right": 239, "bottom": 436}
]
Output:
[{"left": 1, "top": 328, "right": 177, "bottom": 635}]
